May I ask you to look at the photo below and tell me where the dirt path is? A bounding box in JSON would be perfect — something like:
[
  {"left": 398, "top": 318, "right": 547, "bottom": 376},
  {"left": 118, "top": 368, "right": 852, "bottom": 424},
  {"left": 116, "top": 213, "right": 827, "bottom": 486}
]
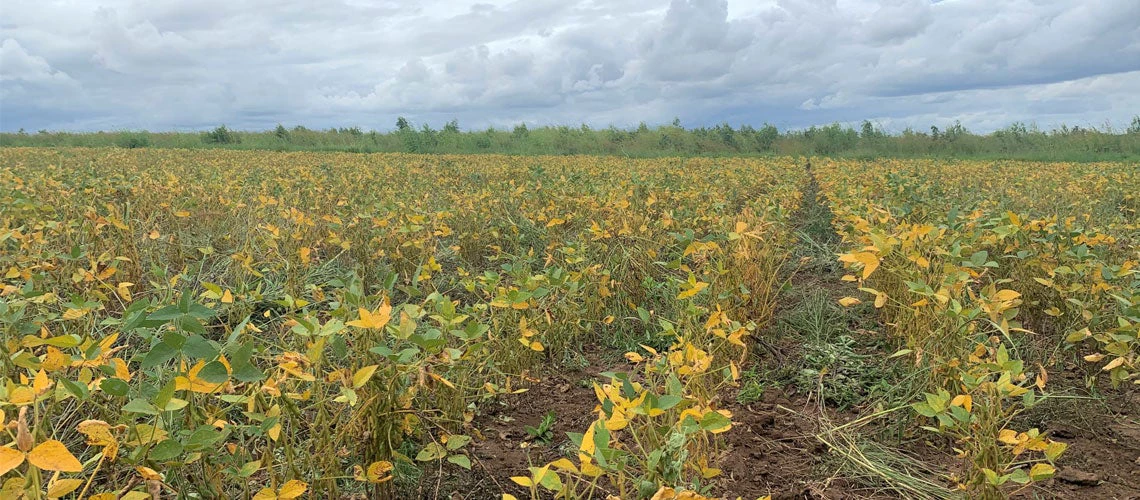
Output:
[{"left": 714, "top": 161, "right": 943, "bottom": 499}]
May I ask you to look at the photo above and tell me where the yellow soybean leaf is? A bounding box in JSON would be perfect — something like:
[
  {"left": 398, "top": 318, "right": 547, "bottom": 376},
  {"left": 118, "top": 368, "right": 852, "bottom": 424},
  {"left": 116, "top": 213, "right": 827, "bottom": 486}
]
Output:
[
  {"left": 1005, "top": 384, "right": 1029, "bottom": 397},
  {"left": 950, "top": 395, "right": 972, "bottom": 412},
  {"left": 277, "top": 480, "right": 308, "bottom": 499},
  {"left": 857, "top": 253, "right": 879, "bottom": 279},
  {"left": 677, "top": 281, "right": 707, "bottom": 300},
  {"left": 136, "top": 466, "right": 163, "bottom": 480},
  {"left": 366, "top": 460, "right": 394, "bottom": 483},
  {"left": 110, "top": 358, "right": 130, "bottom": 381},
  {"left": 510, "top": 476, "right": 534, "bottom": 487},
  {"left": 0, "top": 447, "right": 25, "bottom": 475},
  {"left": 997, "top": 429, "right": 1020, "bottom": 445},
  {"left": 840, "top": 252, "right": 879, "bottom": 279},
  {"left": 33, "top": 369, "right": 53, "bottom": 395},
  {"left": 62, "top": 308, "right": 88, "bottom": 320},
  {"left": 347, "top": 300, "right": 392, "bottom": 330},
  {"left": 1029, "top": 463, "right": 1056, "bottom": 480},
  {"left": 27, "top": 440, "right": 83, "bottom": 472},
  {"left": 175, "top": 360, "right": 230, "bottom": 393},
  {"left": 352, "top": 365, "right": 380, "bottom": 389},
  {"left": 428, "top": 372, "right": 457, "bottom": 389},
  {"left": 220, "top": 290, "right": 234, "bottom": 303},
  {"left": 701, "top": 465, "right": 722, "bottom": 479},
  {"left": 579, "top": 421, "right": 598, "bottom": 456},
  {"left": 992, "top": 289, "right": 1021, "bottom": 302},
  {"left": 351, "top": 364, "right": 378, "bottom": 391},
  {"left": 1102, "top": 357, "right": 1125, "bottom": 371},
  {"left": 77, "top": 420, "right": 119, "bottom": 460},
  {"left": 707, "top": 410, "right": 733, "bottom": 433},
  {"left": 46, "top": 478, "right": 85, "bottom": 498},
  {"left": 604, "top": 414, "right": 629, "bottom": 431},
  {"left": 874, "top": 291, "right": 888, "bottom": 308},
  {"left": 580, "top": 461, "right": 603, "bottom": 477},
  {"left": 838, "top": 297, "right": 861, "bottom": 307},
  {"left": 267, "top": 421, "right": 282, "bottom": 441},
  {"left": 116, "top": 282, "right": 134, "bottom": 301},
  {"left": 1045, "top": 441, "right": 1067, "bottom": 461},
  {"left": 10, "top": 385, "right": 34, "bottom": 405},
  {"left": 42, "top": 347, "right": 71, "bottom": 372},
  {"left": 503, "top": 495, "right": 521, "bottom": 500},
  {"left": 548, "top": 458, "right": 579, "bottom": 473}
]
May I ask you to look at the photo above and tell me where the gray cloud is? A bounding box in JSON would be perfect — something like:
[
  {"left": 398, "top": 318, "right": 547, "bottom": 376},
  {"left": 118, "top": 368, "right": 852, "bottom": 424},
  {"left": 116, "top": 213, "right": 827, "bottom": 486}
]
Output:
[
  {"left": 639, "top": 0, "right": 753, "bottom": 82},
  {"left": 1, "top": 0, "right": 1137, "bottom": 132}
]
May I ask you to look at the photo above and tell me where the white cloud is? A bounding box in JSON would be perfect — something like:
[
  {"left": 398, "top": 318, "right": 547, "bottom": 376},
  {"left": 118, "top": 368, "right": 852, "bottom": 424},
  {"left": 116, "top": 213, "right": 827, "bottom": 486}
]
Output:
[
  {"left": 0, "top": 0, "right": 1137, "bottom": 132},
  {"left": 0, "top": 39, "right": 76, "bottom": 84},
  {"left": 91, "top": 8, "right": 197, "bottom": 74}
]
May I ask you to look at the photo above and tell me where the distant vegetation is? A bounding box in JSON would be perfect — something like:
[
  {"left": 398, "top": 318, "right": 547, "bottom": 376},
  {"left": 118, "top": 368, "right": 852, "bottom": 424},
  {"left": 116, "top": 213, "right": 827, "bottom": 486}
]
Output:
[{"left": 3, "top": 116, "right": 1139, "bottom": 161}]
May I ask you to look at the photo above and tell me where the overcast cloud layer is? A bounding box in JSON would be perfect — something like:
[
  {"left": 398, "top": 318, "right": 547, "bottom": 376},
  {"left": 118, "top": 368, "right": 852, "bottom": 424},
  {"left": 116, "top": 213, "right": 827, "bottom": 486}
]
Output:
[{"left": 1, "top": 0, "right": 1138, "bottom": 133}]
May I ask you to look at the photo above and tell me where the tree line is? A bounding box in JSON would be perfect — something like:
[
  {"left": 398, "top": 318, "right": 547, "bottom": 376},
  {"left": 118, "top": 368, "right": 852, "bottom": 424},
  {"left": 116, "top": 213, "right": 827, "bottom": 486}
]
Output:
[{"left": 3, "top": 117, "right": 1139, "bottom": 162}]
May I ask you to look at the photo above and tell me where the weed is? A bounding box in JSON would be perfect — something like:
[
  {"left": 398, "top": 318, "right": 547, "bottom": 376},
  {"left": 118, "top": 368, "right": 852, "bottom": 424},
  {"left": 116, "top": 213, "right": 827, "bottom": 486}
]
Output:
[{"left": 524, "top": 412, "right": 557, "bottom": 445}]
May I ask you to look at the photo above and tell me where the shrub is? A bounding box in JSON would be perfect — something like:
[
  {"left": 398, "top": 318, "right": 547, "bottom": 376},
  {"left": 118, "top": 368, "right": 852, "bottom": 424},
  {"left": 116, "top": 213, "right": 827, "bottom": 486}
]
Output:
[
  {"left": 202, "top": 125, "right": 240, "bottom": 144},
  {"left": 115, "top": 131, "right": 150, "bottom": 149}
]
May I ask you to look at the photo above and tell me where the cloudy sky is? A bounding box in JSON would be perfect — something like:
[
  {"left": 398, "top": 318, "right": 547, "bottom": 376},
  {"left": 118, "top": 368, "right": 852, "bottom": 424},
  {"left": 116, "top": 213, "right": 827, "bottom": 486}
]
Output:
[{"left": 1, "top": 0, "right": 1138, "bottom": 133}]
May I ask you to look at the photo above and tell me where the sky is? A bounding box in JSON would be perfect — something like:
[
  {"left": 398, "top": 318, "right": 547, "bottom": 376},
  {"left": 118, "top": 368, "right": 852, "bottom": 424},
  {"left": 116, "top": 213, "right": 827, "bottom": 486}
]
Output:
[{"left": 1, "top": 0, "right": 1138, "bottom": 133}]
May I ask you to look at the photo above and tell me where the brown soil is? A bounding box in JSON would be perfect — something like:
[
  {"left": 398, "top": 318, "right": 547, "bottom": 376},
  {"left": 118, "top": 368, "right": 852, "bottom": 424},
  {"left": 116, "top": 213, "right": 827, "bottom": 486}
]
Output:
[
  {"left": 1022, "top": 372, "right": 1140, "bottom": 499},
  {"left": 416, "top": 346, "right": 625, "bottom": 499},
  {"left": 715, "top": 334, "right": 960, "bottom": 500},
  {"left": 717, "top": 387, "right": 847, "bottom": 500}
]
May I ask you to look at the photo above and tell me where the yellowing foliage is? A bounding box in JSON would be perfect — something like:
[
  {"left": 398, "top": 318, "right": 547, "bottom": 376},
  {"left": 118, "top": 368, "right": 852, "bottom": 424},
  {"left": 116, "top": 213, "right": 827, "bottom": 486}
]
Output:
[
  {"left": 12, "top": 148, "right": 1125, "bottom": 498},
  {"left": 817, "top": 157, "right": 1138, "bottom": 496},
  {"left": 0, "top": 148, "right": 803, "bottom": 498}
]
